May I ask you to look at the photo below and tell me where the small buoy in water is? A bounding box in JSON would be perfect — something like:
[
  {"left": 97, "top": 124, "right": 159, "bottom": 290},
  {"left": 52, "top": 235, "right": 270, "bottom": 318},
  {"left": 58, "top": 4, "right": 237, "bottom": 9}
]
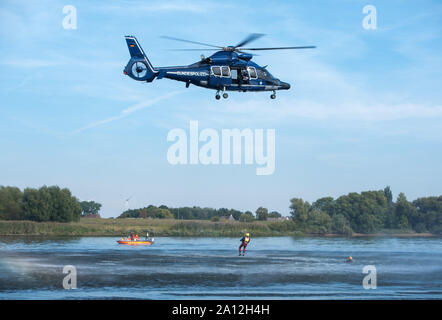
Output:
[{"left": 346, "top": 256, "right": 353, "bottom": 263}]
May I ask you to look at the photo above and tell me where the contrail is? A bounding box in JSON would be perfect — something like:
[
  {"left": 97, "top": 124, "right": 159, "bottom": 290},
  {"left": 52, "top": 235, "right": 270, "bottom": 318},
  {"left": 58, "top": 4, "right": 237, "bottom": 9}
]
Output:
[{"left": 72, "top": 91, "right": 182, "bottom": 134}]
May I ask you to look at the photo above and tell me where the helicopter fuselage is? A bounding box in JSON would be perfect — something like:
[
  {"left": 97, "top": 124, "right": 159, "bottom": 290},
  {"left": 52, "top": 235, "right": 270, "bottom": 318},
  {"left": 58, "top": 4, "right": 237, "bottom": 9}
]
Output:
[
  {"left": 152, "top": 51, "right": 290, "bottom": 92},
  {"left": 124, "top": 36, "right": 290, "bottom": 99}
]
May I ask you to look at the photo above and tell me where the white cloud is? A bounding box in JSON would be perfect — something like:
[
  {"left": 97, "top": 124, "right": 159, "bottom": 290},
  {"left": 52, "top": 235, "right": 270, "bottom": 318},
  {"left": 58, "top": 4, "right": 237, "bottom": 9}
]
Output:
[{"left": 71, "top": 90, "right": 183, "bottom": 134}]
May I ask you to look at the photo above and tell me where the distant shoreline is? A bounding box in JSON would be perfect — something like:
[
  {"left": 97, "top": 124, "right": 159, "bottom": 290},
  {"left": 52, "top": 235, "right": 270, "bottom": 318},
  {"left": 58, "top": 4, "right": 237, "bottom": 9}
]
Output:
[
  {"left": 0, "top": 218, "right": 438, "bottom": 238},
  {"left": 323, "top": 232, "right": 436, "bottom": 238}
]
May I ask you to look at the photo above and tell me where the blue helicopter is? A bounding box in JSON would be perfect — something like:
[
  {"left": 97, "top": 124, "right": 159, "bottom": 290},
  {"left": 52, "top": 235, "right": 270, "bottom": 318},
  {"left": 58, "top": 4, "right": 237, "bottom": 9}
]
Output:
[{"left": 123, "top": 34, "right": 315, "bottom": 99}]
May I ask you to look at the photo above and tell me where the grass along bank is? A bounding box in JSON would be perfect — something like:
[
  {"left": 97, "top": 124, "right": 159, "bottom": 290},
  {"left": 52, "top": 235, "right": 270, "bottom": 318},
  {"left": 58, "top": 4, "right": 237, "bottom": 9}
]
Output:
[
  {"left": 0, "top": 218, "right": 304, "bottom": 237},
  {"left": 0, "top": 218, "right": 437, "bottom": 237}
]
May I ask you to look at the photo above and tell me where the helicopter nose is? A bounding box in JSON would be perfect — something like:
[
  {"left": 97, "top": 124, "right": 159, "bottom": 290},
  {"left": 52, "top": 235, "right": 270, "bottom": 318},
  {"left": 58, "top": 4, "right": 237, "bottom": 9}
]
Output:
[{"left": 281, "top": 82, "right": 290, "bottom": 90}]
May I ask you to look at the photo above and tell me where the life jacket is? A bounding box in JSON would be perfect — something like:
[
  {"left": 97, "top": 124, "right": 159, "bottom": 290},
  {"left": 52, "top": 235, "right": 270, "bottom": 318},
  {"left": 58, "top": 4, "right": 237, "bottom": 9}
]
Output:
[{"left": 244, "top": 236, "right": 250, "bottom": 243}]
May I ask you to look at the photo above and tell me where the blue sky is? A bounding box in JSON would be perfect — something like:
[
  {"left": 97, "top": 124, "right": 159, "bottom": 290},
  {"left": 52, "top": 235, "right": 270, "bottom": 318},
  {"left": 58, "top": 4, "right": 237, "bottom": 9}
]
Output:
[{"left": 0, "top": 0, "right": 441, "bottom": 217}]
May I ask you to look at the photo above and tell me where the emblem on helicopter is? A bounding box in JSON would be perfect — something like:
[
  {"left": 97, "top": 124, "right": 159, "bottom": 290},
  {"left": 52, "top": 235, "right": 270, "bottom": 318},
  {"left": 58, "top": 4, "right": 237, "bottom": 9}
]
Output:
[
  {"left": 131, "top": 61, "right": 148, "bottom": 79},
  {"left": 123, "top": 34, "right": 315, "bottom": 99}
]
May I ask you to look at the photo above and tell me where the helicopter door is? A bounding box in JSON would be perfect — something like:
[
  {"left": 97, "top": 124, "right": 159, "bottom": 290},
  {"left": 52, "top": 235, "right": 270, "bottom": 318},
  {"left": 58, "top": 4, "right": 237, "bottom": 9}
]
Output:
[
  {"left": 209, "top": 66, "right": 232, "bottom": 88},
  {"left": 240, "top": 68, "right": 250, "bottom": 84}
]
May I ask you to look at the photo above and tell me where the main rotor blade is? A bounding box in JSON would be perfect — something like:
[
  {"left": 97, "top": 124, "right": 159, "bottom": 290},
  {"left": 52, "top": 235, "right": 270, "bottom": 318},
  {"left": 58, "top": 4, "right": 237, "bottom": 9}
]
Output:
[
  {"left": 234, "top": 33, "right": 265, "bottom": 48},
  {"left": 161, "top": 36, "right": 223, "bottom": 49},
  {"left": 239, "top": 46, "right": 316, "bottom": 51},
  {"left": 168, "top": 48, "right": 220, "bottom": 51}
]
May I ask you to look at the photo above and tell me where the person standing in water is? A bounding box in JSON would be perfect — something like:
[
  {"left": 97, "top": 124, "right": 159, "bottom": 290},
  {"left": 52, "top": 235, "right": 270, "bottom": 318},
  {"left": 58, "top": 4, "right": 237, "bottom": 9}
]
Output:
[{"left": 239, "top": 233, "right": 251, "bottom": 256}]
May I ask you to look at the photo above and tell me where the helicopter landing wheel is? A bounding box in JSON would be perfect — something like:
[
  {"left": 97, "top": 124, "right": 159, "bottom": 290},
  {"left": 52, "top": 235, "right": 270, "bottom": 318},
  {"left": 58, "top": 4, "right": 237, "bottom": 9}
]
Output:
[
  {"left": 223, "top": 93, "right": 228, "bottom": 99},
  {"left": 215, "top": 94, "right": 221, "bottom": 100},
  {"left": 270, "top": 94, "right": 276, "bottom": 99}
]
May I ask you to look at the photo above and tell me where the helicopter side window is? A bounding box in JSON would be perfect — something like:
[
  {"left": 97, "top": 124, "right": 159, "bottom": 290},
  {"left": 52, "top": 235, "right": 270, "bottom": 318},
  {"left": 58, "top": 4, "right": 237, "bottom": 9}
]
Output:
[
  {"left": 221, "top": 66, "right": 230, "bottom": 77},
  {"left": 231, "top": 69, "right": 238, "bottom": 80},
  {"left": 247, "top": 67, "right": 257, "bottom": 79},
  {"left": 211, "top": 66, "right": 222, "bottom": 77}
]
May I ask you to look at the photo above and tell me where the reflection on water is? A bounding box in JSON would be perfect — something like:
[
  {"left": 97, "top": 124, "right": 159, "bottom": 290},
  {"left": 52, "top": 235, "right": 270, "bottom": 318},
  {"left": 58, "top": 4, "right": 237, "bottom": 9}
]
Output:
[{"left": 0, "top": 236, "right": 441, "bottom": 299}]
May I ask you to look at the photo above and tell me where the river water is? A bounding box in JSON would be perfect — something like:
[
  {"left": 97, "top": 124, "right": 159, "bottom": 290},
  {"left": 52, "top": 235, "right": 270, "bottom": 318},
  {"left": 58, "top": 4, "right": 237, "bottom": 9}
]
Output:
[{"left": 0, "top": 236, "right": 441, "bottom": 299}]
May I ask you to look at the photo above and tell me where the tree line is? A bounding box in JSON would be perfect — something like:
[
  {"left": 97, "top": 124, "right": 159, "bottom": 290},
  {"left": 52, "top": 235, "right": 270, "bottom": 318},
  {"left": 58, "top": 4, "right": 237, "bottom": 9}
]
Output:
[
  {"left": 118, "top": 186, "right": 441, "bottom": 235},
  {"left": 0, "top": 185, "right": 82, "bottom": 222},
  {"left": 290, "top": 187, "right": 441, "bottom": 234},
  {"left": 118, "top": 205, "right": 283, "bottom": 221},
  {"left": 1, "top": 184, "right": 440, "bottom": 234}
]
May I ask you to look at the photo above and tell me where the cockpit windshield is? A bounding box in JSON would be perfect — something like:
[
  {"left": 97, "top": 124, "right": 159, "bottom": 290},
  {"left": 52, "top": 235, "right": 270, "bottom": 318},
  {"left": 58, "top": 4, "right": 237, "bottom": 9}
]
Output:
[{"left": 257, "top": 68, "right": 273, "bottom": 80}]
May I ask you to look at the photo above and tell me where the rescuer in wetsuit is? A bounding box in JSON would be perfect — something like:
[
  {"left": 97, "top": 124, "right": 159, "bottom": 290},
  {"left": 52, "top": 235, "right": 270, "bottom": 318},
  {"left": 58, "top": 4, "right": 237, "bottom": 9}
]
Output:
[{"left": 239, "top": 233, "right": 251, "bottom": 256}]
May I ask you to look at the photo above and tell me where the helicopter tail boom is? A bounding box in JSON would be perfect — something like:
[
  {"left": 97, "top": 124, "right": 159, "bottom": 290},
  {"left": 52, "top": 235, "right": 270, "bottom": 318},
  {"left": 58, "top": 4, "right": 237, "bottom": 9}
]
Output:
[{"left": 124, "top": 36, "right": 157, "bottom": 82}]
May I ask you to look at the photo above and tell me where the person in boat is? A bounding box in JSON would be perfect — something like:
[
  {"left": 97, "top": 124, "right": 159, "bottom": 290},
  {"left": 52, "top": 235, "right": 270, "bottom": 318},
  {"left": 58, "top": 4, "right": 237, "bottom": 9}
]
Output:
[
  {"left": 346, "top": 256, "right": 353, "bottom": 263},
  {"left": 145, "top": 229, "right": 149, "bottom": 240},
  {"left": 239, "top": 233, "right": 251, "bottom": 256},
  {"left": 135, "top": 233, "right": 139, "bottom": 241}
]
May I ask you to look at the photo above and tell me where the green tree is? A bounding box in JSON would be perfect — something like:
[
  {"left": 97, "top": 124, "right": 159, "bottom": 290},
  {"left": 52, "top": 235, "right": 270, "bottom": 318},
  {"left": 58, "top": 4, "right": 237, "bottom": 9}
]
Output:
[
  {"left": 289, "top": 198, "right": 310, "bottom": 222},
  {"left": 80, "top": 201, "right": 102, "bottom": 216},
  {"left": 307, "top": 210, "right": 332, "bottom": 234},
  {"left": 118, "top": 205, "right": 174, "bottom": 219},
  {"left": 239, "top": 213, "right": 255, "bottom": 222},
  {"left": 22, "top": 186, "right": 81, "bottom": 222},
  {"left": 312, "top": 197, "right": 335, "bottom": 216},
  {"left": 46, "top": 186, "right": 81, "bottom": 222},
  {"left": 333, "top": 191, "right": 387, "bottom": 233},
  {"left": 357, "top": 190, "right": 388, "bottom": 231},
  {"left": 383, "top": 186, "right": 395, "bottom": 228},
  {"left": 357, "top": 213, "right": 381, "bottom": 233},
  {"left": 268, "top": 211, "right": 282, "bottom": 218},
  {"left": 22, "top": 187, "right": 51, "bottom": 222},
  {"left": 0, "top": 186, "right": 23, "bottom": 220},
  {"left": 334, "top": 193, "right": 360, "bottom": 229},
  {"left": 57, "top": 187, "right": 81, "bottom": 222},
  {"left": 255, "top": 207, "right": 269, "bottom": 221},
  {"left": 383, "top": 186, "right": 393, "bottom": 205},
  {"left": 159, "top": 208, "right": 174, "bottom": 219},
  {"left": 394, "top": 193, "right": 417, "bottom": 230},
  {"left": 332, "top": 214, "right": 353, "bottom": 235},
  {"left": 412, "top": 196, "right": 442, "bottom": 234}
]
